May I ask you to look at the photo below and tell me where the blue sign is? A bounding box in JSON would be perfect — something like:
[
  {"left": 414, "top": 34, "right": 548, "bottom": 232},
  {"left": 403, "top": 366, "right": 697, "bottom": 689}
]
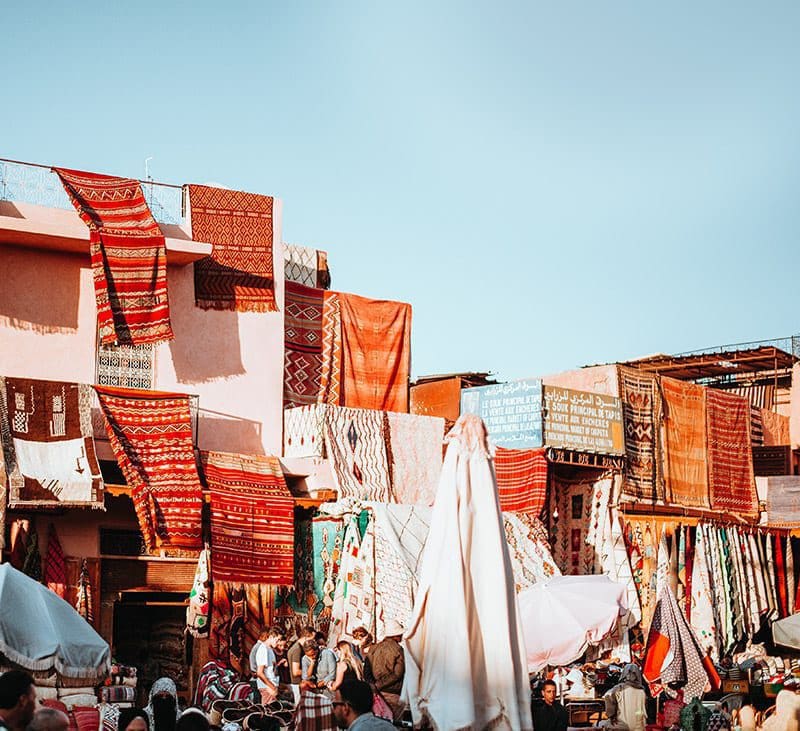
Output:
[{"left": 460, "top": 378, "right": 543, "bottom": 449}]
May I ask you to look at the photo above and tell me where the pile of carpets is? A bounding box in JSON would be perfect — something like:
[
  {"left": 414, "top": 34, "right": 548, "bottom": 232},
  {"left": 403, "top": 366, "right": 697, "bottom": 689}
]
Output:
[
  {"left": 98, "top": 664, "right": 138, "bottom": 709},
  {"left": 150, "top": 618, "right": 188, "bottom": 692},
  {"left": 284, "top": 405, "right": 444, "bottom": 505}
]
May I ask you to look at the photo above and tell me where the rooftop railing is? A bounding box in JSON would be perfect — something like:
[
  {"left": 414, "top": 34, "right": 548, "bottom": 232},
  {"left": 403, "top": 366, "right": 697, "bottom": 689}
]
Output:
[
  {"left": 0, "top": 157, "right": 185, "bottom": 225},
  {"left": 675, "top": 335, "right": 800, "bottom": 360}
]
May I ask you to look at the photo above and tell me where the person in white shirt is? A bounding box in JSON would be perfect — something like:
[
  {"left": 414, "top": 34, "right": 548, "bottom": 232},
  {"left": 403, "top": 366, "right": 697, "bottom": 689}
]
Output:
[{"left": 256, "top": 626, "right": 285, "bottom": 704}]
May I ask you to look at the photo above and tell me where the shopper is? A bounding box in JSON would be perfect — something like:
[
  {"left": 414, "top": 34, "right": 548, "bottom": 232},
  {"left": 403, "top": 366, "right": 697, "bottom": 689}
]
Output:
[
  {"left": 0, "top": 672, "right": 37, "bottom": 731},
  {"left": 532, "top": 679, "right": 568, "bottom": 731},
  {"left": 331, "top": 680, "right": 393, "bottom": 730}
]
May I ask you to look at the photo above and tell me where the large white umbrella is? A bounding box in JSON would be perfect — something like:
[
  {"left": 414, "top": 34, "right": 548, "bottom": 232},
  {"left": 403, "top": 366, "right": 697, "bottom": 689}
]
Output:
[
  {"left": 0, "top": 563, "right": 110, "bottom": 679},
  {"left": 402, "top": 414, "right": 532, "bottom": 731},
  {"left": 517, "top": 574, "right": 629, "bottom": 672}
]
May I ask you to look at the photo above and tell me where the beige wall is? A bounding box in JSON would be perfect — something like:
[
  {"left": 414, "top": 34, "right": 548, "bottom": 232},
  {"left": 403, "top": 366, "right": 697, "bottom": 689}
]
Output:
[
  {"left": 542, "top": 364, "right": 620, "bottom": 397},
  {"left": 0, "top": 200, "right": 285, "bottom": 456}
]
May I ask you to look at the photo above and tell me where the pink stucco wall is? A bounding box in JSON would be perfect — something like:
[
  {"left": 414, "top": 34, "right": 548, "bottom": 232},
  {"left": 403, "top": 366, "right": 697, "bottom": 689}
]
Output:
[
  {"left": 0, "top": 203, "right": 284, "bottom": 456},
  {"left": 541, "top": 364, "right": 620, "bottom": 397}
]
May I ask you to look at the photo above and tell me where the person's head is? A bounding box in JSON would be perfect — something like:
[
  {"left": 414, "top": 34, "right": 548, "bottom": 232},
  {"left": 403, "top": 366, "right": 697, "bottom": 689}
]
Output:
[
  {"left": 266, "top": 625, "right": 284, "bottom": 649},
  {"left": 175, "top": 709, "right": 209, "bottom": 731},
  {"left": 299, "top": 626, "right": 315, "bottom": 641},
  {"left": 276, "top": 638, "right": 288, "bottom": 654},
  {"left": 541, "top": 679, "right": 557, "bottom": 706},
  {"left": 118, "top": 709, "right": 149, "bottom": 731},
  {"left": 335, "top": 642, "right": 363, "bottom": 680},
  {"left": 0, "top": 671, "right": 36, "bottom": 729},
  {"left": 618, "top": 663, "right": 643, "bottom": 689},
  {"left": 315, "top": 631, "right": 327, "bottom": 647},
  {"left": 332, "top": 680, "right": 374, "bottom": 728},
  {"left": 27, "top": 708, "right": 69, "bottom": 731},
  {"left": 302, "top": 640, "right": 318, "bottom": 659},
  {"left": 351, "top": 627, "right": 372, "bottom": 647},
  {"left": 258, "top": 626, "right": 271, "bottom": 642},
  {"left": 382, "top": 619, "right": 404, "bottom": 642}
]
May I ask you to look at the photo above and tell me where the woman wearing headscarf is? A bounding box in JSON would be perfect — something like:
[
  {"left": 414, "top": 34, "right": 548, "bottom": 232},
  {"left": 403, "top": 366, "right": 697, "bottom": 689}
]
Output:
[
  {"left": 145, "top": 678, "right": 181, "bottom": 731},
  {"left": 603, "top": 664, "right": 647, "bottom": 731}
]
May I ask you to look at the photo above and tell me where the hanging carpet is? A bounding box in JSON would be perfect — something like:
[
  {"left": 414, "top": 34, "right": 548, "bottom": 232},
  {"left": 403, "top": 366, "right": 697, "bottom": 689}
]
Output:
[
  {"left": 54, "top": 167, "right": 172, "bottom": 345},
  {"left": 318, "top": 291, "right": 343, "bottom": 405},
  {"left": 494, "top": 447, "right": 548, "bottom": 517},
  {"left": 45, "top": 525, "right": 67, "bottom": 600},
  {"left": 0, "top": 377, "right": 104, "bottom": 509},
  {"left": 284, "top": 281, "right": 325, "bottom": 408},
  {"left": 705, "top": 389, "right": 758, "bottom": 517},
  {"left": 188, "top": 184, "right": 277, "bottom": 312},
  {"left": 339, "top": 293, "right": 411, "bottom": 412},
  {"left": 201, "top": 451, "right": 294, "bottom": 585},
  {"left": 94, "top": 386, "right": 203, "bottom": 551},
  {"left": 383, "top": 411, "right": 444, "bottom": 506}
]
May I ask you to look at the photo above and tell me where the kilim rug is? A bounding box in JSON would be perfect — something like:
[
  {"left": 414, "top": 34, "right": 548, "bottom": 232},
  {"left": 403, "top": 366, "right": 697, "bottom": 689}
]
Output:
[
  {"left": 54, "top": 167, "right": 172, "bottom": 345},
  {"left": 618, "top": 366, "right": 664, "bottom": 502},
  {"left": 188, "top": 184, "right": 277, "bottom": 312},
  {"left": 330, "top": 515, "right": 377, "bottom": 640},
  {"left": 750, "top": 407, "right": 764, "bottom": 446},
  {"left": 201, "top": 451, "right": 294, "bottom": 584},
  {"left": 689, "top": 525, "right": 718, "bottom": 658},
  {"left": 548, "top": 476, "right": 594, "bottom": 576},
  {"left": 94, "top": 386, "right": 203, "bottom": 550},
  {"left": 502, "top": 512, "right": 560, "bottom": 593},
  {"left": 44, "top": 524, "right": 67, "bottom": 599},
  {"left": 339, "top": 293, "right": 411, "bottom": 412},
  {"left": 373, "top": 516, "right": 417, "bottom": 639},
  {"left": 75, "top": 559, "right": 94, "bottom": 625},
  {"left": 764, "top": 476, "right": 800, "bottom": 527},
  {"left": 493, "top": 447, "right": 548, "bottom": 517},
  {"left": 0, "top": 376, "right": 104, "bottom": 509},
  {"left": 324, "top": 407, "right": 392, "bottom": 501},
  {"left": 383, "top": 411, "right": 444, "bottom": 506},
  {"left": 318, "top": 291, "right": 343, "bottom": 405},
  {"left": 705, "top": 388, "right": 758, "bottom": 517},
  {"left": 284, "top": 281, "right": 325, "bottom": 408},
  {"left": 283, "top": 243, "right": 319, "bottom": 288},
  {"left": 661, "top": 377, "right": 709, "bottom": 509},
  {"left": 209, "top": 581, "right": 247, "bottom": 676}
]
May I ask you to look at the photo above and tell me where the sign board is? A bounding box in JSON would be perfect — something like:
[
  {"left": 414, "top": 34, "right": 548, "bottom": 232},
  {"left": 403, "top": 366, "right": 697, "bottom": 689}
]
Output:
[
  {"left": 545, "top": 447, "right": 625, "bottom": 471},
  {"left": 543, "top": 386, "right": 624, "bottom": 455},
  {"left": 460, "top": 378, "right": 543, "bottom": 449}
]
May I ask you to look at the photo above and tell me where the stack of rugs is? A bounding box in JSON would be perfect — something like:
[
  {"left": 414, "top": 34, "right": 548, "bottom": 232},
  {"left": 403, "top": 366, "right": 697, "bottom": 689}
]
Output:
[
  {"left": 283, "top": 405, "right": 445, "bottom": 505},
  {"left": 150, "top": 619, "right": 187, "bottom": 692},
  {"left": 97, "top": 665, "right": 138, "bottom": 731}
]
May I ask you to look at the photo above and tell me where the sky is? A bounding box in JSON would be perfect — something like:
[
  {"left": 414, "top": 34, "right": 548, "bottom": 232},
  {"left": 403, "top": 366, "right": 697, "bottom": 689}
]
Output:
[{"left": 3, "top": 2, "right": 799, "bottom": 382}]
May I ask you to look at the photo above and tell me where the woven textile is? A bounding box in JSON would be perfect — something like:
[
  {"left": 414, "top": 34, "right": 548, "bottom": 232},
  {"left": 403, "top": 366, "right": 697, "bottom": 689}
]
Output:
[
  {"left": 764, "top": 477, "right": 800, "bottom": 527},
  {"left": 318, "top": 291, "right": 343, "bottom": 405},
  {"left": 661, "top": 378, "right": 710, "bottom": 509},
  {"left": 373, "top": 517, "right": 417, "bottom": 639},
  {"left": 75, "top": 559, "right": 94, "bottom": 624},
  {"left": 324, "top": 407, "right": 391, "bottom": 501},
  {"left": 339, "top": 293, "right": 411, "bottom": 412},
  {"left": 188, "top": 184, "right": 276, "bottom": 312},
  {"left": 95, "top": 386, "right": 203, "bottom": 550},
  {"left": 45, "top": 525, "right": 67, "bottom": 599},
  {"left": 503, "top": 512, "right": 560, "bottom": 592},
  {"left": 202, "top": 451, "right": 294, "bottom": 584},
  {"left": 1, "top": 377, "right": 104, "bottom": 509},
  {"left": 243, "top": 584, "right": 271, "bottom": 664},
  {"left": 494, "top": 447, "right": 548, "bottom": 516},
  {"left": 283, "top": 243, "right": 330, "bottom": 290},
  {"left": 54, "top": 167, "right": 172, "bottom": 345},
  {"left": 690, "top": 525, "right": 718, "bottom": 658},
  {"left": 705, "top": 389, "right": 758, "bottom": 516},
  {"left": 96, "top": 342, "right": 155, "bottom": 390},
  {"left": 284, "top": 281, "right": 325, "bottom": 408},
  {"left": 750, "top": 407, "right": 765, "bottom": 446},
  {"left": 618, "top": 367, "right": 664, "bottom": 501},
  {"left": 209, "top": 581, "right": 247, "bottom": 675},
  {"left": 643, "top": 589, "right": 709, "bottom": 701},
  {"left": 383, "top": 411, "right": 444, "bottom": 506},
  {"left": 762, "top": 409, "right": 790, "bottom": 446},
  {"left": 330, "top": 515, "right": 377, "bottom": 640},
  {"left": 0, "top": 427, "right": 5, "bottom": 551},
  {"left": 284, "top": 404, "right": 327, "bottom": 458},
  {"left": 548, "top": 477, "right": 594, "bottom": 575},
  {"left": 186, "top": 547, "right": 211, "bottom": 637},
  {"left": 293, "top": 692, "right": 337, "bottom": 731}
]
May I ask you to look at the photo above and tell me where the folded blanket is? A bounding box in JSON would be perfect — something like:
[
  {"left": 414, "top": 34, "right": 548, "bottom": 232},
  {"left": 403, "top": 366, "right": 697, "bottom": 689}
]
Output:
[
  {"left": 59, "top": 694, "right": 98, "bottom": 709},
  {"left": 36, "top": 687, "right": 59, "bottom": 700},
  {"left": 59, "top": 687, "right": 96, "bottom": 697},
  {"left": 99, "top": 686, "right": 136, "bottom": 704}
]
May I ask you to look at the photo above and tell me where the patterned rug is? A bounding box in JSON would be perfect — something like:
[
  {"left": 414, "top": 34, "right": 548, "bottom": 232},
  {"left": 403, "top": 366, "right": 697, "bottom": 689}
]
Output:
[
  {"left": 618, "top": 366, "right": 664, "bottom": 502},
  {"left": 493, "top": 447, "right": 548, "bottom": 517},
  {"left": 548, "top": 476, "right": 594, "bottom": 575},
  {"left": 324, "top": 407, "right": 392, "bottom": 501},
  {"left": 764, "top": 477, "right": 800, "bottom": 527},
  {"left": 54, "top": 167, "right": 173, "bottom": 345},
  {"left": 209, "top": 581, "right": 247, "bottom": 676},
  {"left": 762, "top": 409, "right": 790, "bottom": 446},
  {"left": 340, "top": 293, "right": 411, "bottom": 412},
  {"left": 284, "top": 281, "right": 325, "bottom": 408},
  {"left": 1, "top": 377, "right": 104, "bottom": 508},
  {"left": 705, "top": 389, "right": 758, "bottom": 517},
  {"left": 201, "top": 451, "right": 294, "bottom": 584},
  {"left": 273, "top": 516, "right": 345, "bottom": 636},
  {"left": 95, "top": 386, "right": 203, "bottom": 550},
  {"left": 750, "top": 406, "right": 764, "bottom": 446},
  {"left": 318, "top": 291, "right": 343, "bottom": 405},
  {"left": 188, "top": 184, "right": 277, "bottom": 312},
  {"left": 44, "top": 524, "right": 67, "bottom": 599},
  {"left": 661, "top": 377, "right": 709, "bottom": 509},
  {"left": 283, "top": 404, "right": 327, "bottom": 458},
  {"left": 503, "top": 512, "right": 560, "bottom": 592},
  {"left": 284, "top": 243, "right": 330, "bottom": 289},
  {"left": 330, "top": 515, "right": 376, "bottom": 640},
  {"left": 383, "top": 412, "right": 444, "bottom": 506}
]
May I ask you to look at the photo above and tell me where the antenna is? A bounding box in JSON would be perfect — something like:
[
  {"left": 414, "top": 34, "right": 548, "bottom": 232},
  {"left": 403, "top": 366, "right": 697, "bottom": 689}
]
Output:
[{"left": 144, "top": 156, "right": 153, "bottom": 181}]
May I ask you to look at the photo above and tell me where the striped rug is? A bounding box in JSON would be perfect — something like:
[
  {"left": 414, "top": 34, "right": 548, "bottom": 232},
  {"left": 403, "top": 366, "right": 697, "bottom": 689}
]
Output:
[
  {"left": 493, "top": 447, "right": 548, "bottom": 516},
  {"left": 201, "top": 451, "right": 294, "bottom": 584},
  {"left": 95, "top": 386, "right": 203, "bottom": 550},
  {"left": 54, "top": 167, "right": 172, "bottom": 345}
]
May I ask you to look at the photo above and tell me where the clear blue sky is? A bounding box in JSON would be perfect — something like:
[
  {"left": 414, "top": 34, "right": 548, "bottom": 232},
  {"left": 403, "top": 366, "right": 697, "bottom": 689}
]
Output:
[{"left": 4, "top": 2, "right": 799, "bottom": 381}]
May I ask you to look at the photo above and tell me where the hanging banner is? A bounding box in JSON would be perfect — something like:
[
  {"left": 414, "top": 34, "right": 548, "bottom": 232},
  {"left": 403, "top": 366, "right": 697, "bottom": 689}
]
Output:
[
  {"left": 543, "top": 386, "right": 624, "bottom": 455},
  {"left": 460, "top": 378, "right": 543, "bottom": 449}
]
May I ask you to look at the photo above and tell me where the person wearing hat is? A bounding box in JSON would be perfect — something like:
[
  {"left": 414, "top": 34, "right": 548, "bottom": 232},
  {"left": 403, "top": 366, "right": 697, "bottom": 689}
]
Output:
[{"left": 365, "top": 619, "right": 405, "bottom": 721}]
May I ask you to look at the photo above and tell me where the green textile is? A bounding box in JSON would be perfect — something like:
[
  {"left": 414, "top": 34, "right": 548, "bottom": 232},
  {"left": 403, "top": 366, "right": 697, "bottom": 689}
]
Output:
[{"left": 680, "top": 698, "right": 711, "bottom": 731}]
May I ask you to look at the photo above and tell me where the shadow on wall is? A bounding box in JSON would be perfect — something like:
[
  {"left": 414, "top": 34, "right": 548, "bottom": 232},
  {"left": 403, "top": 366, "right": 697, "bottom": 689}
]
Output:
[
  {"left": 0, "top": 246, "right": 81, "bottom": 333},
  {"left": 167, "top": 266, "right": 246, "bottom": 383},
  {"left": 197, "top": 411, "right": 265, "bottom": 455}
]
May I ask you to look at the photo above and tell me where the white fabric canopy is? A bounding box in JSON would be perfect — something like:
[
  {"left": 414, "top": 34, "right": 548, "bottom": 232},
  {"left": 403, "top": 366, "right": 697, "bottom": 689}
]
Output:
[
  {"left": 402, "top": 414, "right": 532, "bottom": 731},
  {"left": 0, "top": 563, "right": 110, "bottom": 679},
  {"left": 517, "top": 574, "right": 628, "bottom": 672}
]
